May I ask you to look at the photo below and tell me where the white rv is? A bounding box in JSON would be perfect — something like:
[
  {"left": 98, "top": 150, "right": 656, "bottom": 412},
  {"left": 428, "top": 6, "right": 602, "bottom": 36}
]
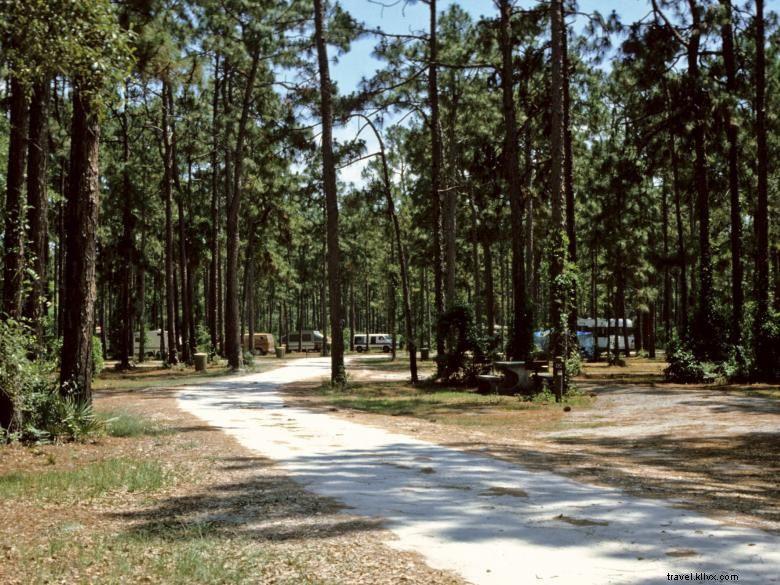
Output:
[
  {"left": 353, "top": 333, "right": 394, "bottom": 353},
  {"left": 133, "top": 329, "right": 168, "bottom": 358},
  {"left": 282, "top": 329, "right": 327, "bottom": 352}
]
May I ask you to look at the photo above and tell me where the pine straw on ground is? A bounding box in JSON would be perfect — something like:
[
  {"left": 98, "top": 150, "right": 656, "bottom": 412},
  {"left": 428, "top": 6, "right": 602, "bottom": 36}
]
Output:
[{"left": 0, "top": 387, "right": 464, "bottom": 585}]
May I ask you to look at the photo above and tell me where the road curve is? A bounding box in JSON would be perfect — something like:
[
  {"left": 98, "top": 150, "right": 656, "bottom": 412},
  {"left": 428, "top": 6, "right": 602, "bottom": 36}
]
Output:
[{"left": 178, "top": 357, "right": 779, "bottom": 585}]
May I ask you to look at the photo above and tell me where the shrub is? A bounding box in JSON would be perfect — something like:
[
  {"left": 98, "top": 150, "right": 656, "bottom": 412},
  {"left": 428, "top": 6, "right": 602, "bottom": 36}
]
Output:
[
  {"left": 1, "top": 319, "right": 103, "bottom": 443},
  {"left": 434, "top": 306, "right": 491, "bottom": 386},
  {"left": 92, "top": 336, "right": 105, "bottom": 376},
  {"left": 664, "top": 336, "right": 707, "bottom": 383}
]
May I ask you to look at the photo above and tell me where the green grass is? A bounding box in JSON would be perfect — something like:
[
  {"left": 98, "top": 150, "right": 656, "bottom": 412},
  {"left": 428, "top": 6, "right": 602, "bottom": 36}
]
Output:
[
  {"left": 100, "top": 410, "right": 173, "bottom": 438},
  {"left": 0, "top": 457, "right": 169, "bottom": 501},
  {"left": 348, "top": 354, "right": 436, "bottom": 373},
  {"left": 93, "top": 357, "right": 288, "bottom": 393},
  {"left": 320, "top": 380, "right": 592, "bottom": 419},
  {"left": 16, "top": 523, "right": 327, "bottom": 585}
]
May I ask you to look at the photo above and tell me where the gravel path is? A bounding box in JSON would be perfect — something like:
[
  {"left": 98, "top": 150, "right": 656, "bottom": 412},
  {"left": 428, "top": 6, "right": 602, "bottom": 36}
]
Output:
[{"left": 178, "top": 357, "right": 779, "bottom": 585}]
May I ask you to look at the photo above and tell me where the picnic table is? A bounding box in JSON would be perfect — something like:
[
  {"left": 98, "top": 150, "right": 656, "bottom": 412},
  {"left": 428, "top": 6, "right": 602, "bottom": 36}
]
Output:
[{"left": 476, "top": 360, "right": 550, "bottom": 395}]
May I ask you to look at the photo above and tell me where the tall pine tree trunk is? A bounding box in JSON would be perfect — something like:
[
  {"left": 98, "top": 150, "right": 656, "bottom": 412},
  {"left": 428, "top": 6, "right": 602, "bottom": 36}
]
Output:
[
  {"left": 753, "top": 0, "right": 774, "bottom": 380},
  {"left": 314, "top": 0, "right": 346, "bottom": 384},
  {"left": 161, "top": 80, "right": 178, "bottom": 365},
  {"left": 428, "top": 0, "right": 445, "bottom": 361},
  {"left": 720, "top": 0, "right": 743, "bottom": 344},
  {"left": 549, "top": 0, "right": 568, "bottom": 364},
  {"left": 225, "top": 51, "right": 260, "bottom": 370},
  {"left": 60, "top": 85, "right": 101, "bottom": 402},
  {"left": 499, "top": 0, "right": 532, "bottom": 360},
  {"left": 24, "top": 79, "right": 51, "bottom": 348},
  {"left": 2, "top": 77, "right": 29, "bottom": 319}
]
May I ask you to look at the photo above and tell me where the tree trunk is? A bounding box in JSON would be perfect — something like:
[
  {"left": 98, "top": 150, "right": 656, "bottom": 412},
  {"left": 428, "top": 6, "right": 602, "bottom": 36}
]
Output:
[
  {"left": 225, "top": 51, "right": 260, "bottom": 370},
  {"left": 2, "top": 77, "right": 29, "bottom": 319},
  {"left": 499, "top": 0, "right": 532, "bottom": 360},
  {"left": 24, "top": 79, "right": 51, "bottom": 349},
  {"left": 753, "top": 0, "right": 773, "bottom": 380},
  {"left": 687, "top": 0, "right": 716, "bottom": 358},
  {"left": 161, "top": 80, "right": 178, "bottom": 365},
  {"left": 549, "top": 0, "right": 568, "bottom": 363},
  {"left": 563, "top": 5, "right": 578, "bottom": 343},
  {"left": 59, "top": 85, "right": 101, "bottom": 402},
  {"left": 720, "top": 0, "right": 743, "bottom": 344},
  {"left": 208, "top": 56, "right": 221, "bottom": 354},
  {"left": 314, "top": 0, "right": 346, "bottom": 384},
  {"left": 117, "top": 83, "right": 134, "bottom": 369},
  {"left": 428, "top": 0, "right": 445, "bottom": 361},
  {"left": 670, "top": 134, "right": 688, "bottom": 335}
]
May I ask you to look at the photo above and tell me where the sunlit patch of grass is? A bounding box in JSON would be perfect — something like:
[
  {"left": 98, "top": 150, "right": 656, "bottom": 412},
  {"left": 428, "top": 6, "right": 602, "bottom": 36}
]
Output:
[
  {"left": 93, "top": 358, "right": 287, "bottom": 393},
  {"left": 318, "top": 380, "right": 594, "bottom": 423},
  {"left": 0, "top": 457, "right": 169, "bottom": 501},
  {"left": 18, "top": 524, "right": 326, "bottom": 585},
  {"left": 99, "top": 410, "right": 173, "bottom": 438}
]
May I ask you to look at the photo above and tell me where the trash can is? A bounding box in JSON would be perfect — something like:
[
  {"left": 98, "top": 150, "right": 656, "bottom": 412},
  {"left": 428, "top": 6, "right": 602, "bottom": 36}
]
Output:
[
  {"left": 420, "top": 347, "right": 430, "bottom": 360},
  {"left": 194, "top": 353, "right": 207, "bottom": 372},
  {"left": 275, "top": 347, "right": 286, "bottom": 359}
]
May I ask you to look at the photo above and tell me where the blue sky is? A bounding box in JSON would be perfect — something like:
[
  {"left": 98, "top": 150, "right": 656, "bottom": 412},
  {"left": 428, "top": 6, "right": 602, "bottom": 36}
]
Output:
[
  {"left": 332, "top": 0, "right": 653, "bottom": 96},
  {"left": 328, "top": 0, "right": 659, "bottom": 185}
]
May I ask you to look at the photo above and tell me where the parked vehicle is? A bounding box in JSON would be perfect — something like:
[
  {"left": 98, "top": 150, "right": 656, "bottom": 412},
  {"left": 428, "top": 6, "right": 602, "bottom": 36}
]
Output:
[
  {"left": 282, "top": 329, "right": 327, "bottom": 352},
  {"left": 353, "top": 333, "right": 394, "bottom": 353},
  {"left": 532, "top": 320, "right": 634, "bottom": 360},
  {"left": 577, "top": 318, "right": 635, "bottom": 354},
  {"left": 133, "top": 329, "right": 171, "bottom": 358},
  {"left": 241, "top": 332, "right": 275, "bottom": 355}
]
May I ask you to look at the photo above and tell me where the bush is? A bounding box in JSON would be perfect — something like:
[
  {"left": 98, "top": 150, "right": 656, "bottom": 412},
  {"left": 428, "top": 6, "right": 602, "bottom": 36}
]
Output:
[
  {"left": 664, "top": 336, "right": 708, "bottom": 383},
  {"left": 1, "top": 319, "right": 102, "bottom": 443},
  {"left": 434, "top": 305, "right": 491, "bottom": 386},
  {"left": 92, "top": 336, "right": 105, "bottom": 376}
]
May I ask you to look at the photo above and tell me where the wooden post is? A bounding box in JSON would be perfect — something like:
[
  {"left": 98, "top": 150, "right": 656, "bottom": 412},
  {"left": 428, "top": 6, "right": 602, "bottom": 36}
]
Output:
[{"left": 553, "top": 355, "right": 564, "bottom": 402}]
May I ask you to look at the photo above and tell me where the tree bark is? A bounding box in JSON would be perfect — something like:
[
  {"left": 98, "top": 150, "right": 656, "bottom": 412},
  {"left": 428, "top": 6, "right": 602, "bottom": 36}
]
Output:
[
  {"left": 549, "top": 0, "right": 568, "bottom": 363},
  {"left": 24, "top": 79, "right": 51, "bottom": 349},
  {"left": 687, "top": 0, "right": 716, "bottom": 358},
  {"left": 428, "top": 0, "right": 445, "bottom": 361},
  {"left": 499, "top": 0, "right": 532, "bottom": 360},
  {"left": 720, "top": 0, "right": 743, "bottom": 344},
  {"left": 753, "top": 0, "right": 773, "bottom": 380},
  {"left": 59, "top": 85, "right": 101, "bottom": 402},
  {"left": 314, "top": 0, "right": 346, "bottom": 384},
  {"left": 2, "top": 77, "right": 29, "bottom": 319},
  {"left": 161, "top": 80, "right": 178, "bottom": 365},
  {"left": 117, "top": 81, "right": 135, "bottom": 368},
  {"left": 225, "top": 51, "right": 260, "bottom": 370}
]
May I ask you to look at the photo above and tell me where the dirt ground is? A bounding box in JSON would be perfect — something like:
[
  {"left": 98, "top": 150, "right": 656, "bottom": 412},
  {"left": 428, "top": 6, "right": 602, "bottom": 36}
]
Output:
[
  {"left": 2, "top": 359, "right": 777, "bottom": 583},
  {"left": 284, "top": 368, "right": 780, "bottom": 535},
  {"left": 0, "top": 386, "right": 464, "bottom": 585}
]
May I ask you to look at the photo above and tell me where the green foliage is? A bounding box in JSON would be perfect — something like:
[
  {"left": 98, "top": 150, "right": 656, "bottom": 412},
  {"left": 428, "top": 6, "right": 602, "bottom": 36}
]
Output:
[
  {"left": 664, "top": 336, "right": 707, "bottom": 383},
  {"left": 18, "top": 388, "right": 104, "bottom": 443},
  {"left": 435, "top": 305, "right": 491, "bottom": 386},
  {"left": 0, "top": 319, "right": 102, "bottom": 443},
  {"left": 92, "top": 336, "right": 105, "bottom": 376}
]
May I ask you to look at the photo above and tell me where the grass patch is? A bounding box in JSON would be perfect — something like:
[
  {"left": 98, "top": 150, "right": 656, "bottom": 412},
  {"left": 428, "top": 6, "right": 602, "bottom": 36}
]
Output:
[
  {"left": 93, "top": 356, "right": 288, "bottom": 393},
  {"left": 0, "top": 457, "right": 169, "bottom": 501},
  {"left": 16, "top": 524, "right": 325, "bottom": 585},
  {"left": 348, "top": 354, "right": 435, "bottom": 373},
  {"left": 100, "top": 410, "right": 173, "bottom": 438},
  {"left": 319, "top": 380, "right": 593, "bottom": 423}
]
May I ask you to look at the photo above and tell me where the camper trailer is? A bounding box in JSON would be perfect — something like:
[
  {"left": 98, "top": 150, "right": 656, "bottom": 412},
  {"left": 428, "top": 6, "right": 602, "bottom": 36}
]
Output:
[
  {"left": 576, "top": 318, "right": 635, "bottom": 355},
  {"left": 282, "top": 329, "right": 327, "bottom": 352},
  {"left": 133, "top": 329, "right": 168, "bottom": 358},
  {"left": 353, "top": 333, "right": 394, "bottom": 353},
  {"left": 241, "top": 332, "right": 275, "bottom": 355}
]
